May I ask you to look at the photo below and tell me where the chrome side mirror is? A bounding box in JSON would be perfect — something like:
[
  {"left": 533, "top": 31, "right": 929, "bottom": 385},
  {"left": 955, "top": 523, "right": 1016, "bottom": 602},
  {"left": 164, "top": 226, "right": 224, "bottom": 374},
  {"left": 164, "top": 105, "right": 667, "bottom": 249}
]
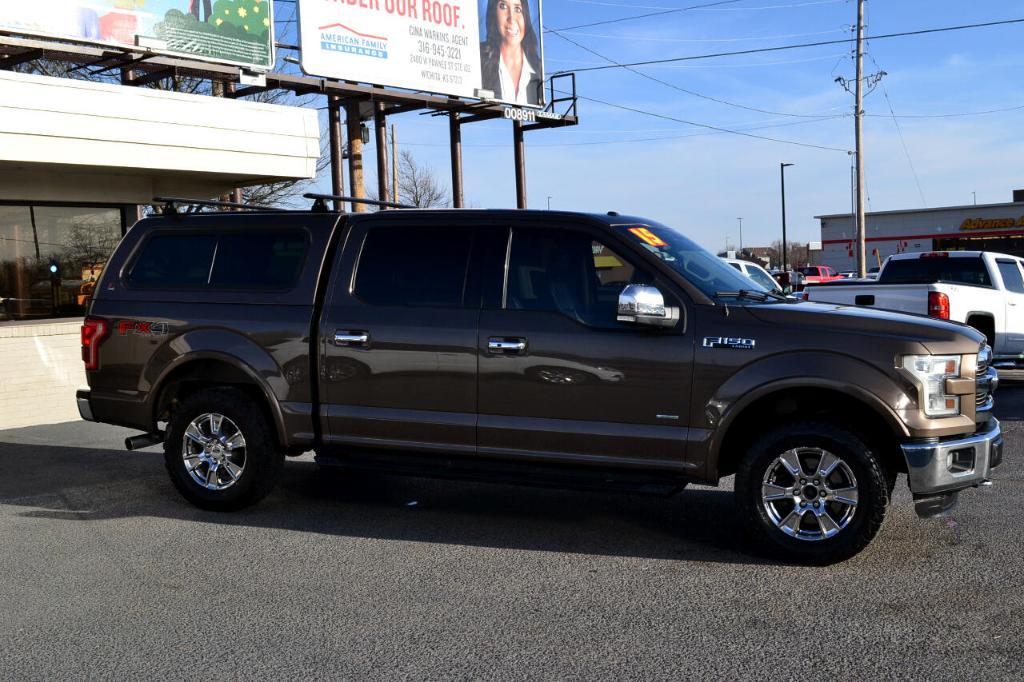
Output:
[{"left": 617, "top": 284, "right": 679, "bottom": 328}]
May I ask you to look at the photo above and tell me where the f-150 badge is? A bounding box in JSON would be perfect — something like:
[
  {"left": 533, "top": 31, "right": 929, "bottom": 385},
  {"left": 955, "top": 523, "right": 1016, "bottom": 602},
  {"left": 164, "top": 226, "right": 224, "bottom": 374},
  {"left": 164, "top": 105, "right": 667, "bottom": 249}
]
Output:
[{"left": 703, "top": 336, "right": 756, "bottom": 350}]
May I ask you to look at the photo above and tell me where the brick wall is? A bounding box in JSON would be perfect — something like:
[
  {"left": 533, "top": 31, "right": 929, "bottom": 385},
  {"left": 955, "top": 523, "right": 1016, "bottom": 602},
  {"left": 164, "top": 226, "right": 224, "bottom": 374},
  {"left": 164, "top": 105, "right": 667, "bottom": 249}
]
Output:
[{"left": 0, "top": 320, "right": 85, "bottom": 430}]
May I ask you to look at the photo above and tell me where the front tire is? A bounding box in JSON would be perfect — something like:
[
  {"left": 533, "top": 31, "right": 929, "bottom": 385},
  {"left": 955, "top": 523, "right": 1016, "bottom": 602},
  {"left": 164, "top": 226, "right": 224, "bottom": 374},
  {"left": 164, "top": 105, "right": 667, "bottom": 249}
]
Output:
[
  {"left": 735, "top": 421, "right": 889, "bottom": 564},
  {"left": 164, "top": 387, "right": 283, "bottom": 511}
]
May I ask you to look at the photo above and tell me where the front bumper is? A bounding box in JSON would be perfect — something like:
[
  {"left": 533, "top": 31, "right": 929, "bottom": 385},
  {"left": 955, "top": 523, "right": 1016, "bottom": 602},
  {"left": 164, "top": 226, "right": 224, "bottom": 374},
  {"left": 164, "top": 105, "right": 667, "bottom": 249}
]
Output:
[
  {"left": 76, "top": 389, "right": 94, "bottom": 422},
  {"left": 902, "top": 417, "right": 1003, "bottom": 495}
]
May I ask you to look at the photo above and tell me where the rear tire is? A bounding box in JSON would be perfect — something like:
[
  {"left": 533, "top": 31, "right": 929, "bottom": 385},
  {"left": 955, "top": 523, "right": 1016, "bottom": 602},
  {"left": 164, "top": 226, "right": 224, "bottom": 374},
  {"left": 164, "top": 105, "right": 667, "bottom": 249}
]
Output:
[
  {"left": 735, "top": 420, "right": 889, "bottom": 564},
  {"left": 164, "top": 387, "right": 283, "bottom": 511}
]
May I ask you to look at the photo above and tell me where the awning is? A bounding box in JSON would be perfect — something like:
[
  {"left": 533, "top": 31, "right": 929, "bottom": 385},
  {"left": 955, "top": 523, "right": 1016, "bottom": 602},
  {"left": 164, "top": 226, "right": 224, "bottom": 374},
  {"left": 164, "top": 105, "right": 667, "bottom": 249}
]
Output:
[{"left": 0, "top": 70, "right": 320, "bottom": 204}]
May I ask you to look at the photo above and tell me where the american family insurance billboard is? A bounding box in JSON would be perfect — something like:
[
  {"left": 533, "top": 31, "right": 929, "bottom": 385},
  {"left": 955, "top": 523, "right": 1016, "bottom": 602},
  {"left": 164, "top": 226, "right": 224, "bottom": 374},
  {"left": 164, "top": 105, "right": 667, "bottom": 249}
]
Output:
[
  {"left": 299, "top": 0, "right": 546, "bottom": 107},
  {"left": 0, "top": 1, "right": 275, "bottom": 70}
]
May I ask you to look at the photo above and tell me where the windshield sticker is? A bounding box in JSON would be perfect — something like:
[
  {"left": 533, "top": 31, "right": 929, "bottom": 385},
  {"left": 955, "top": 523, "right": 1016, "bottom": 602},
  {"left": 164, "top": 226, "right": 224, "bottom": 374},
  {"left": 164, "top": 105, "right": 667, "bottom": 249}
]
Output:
[{"left": 628, "top": 227, "right": 668, "bottom": 248}]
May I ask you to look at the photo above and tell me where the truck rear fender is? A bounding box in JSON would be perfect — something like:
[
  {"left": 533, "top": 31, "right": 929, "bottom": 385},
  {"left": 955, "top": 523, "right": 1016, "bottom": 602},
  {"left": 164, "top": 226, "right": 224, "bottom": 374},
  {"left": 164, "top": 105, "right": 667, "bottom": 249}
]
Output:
[
  {"left": 702, "top": 351, "right": 911, "bottom": 482},
  {"left": 144, "top": 330, "right": 298, "bottom": 450}
]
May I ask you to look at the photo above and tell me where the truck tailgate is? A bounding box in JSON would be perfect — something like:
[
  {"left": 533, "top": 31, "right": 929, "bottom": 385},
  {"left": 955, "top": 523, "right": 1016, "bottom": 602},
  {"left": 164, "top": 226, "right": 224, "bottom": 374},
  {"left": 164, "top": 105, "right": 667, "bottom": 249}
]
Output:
[{"left": 806, "top": 283, "right": 929, "bottom": 315}]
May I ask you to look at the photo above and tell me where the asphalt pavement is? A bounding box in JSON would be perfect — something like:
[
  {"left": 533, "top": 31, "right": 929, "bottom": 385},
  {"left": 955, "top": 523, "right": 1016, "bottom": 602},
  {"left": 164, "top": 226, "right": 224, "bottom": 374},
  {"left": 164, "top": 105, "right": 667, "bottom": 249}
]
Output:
[{"left": 1, "top": 389, "right": 1023, "bottom": 680}]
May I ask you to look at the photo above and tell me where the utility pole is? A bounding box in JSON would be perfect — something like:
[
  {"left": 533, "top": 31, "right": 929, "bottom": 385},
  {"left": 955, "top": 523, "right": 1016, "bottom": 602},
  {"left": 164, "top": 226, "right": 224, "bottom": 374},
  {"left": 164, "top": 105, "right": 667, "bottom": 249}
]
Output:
[
  {"left": 345, "top": 102, "right": 366, "bottom": 212},
  {"left": 854, "top": 0, "right": 867, "bottom": 278},
  {"left": 374, "top": 102, "right": 389, "bottom": 205},
  {"left": 391, "top": 124, "right": 399, "bottom": 205},
  {"left": 328, "top": 95, "right": 345, "bottom": 212}
]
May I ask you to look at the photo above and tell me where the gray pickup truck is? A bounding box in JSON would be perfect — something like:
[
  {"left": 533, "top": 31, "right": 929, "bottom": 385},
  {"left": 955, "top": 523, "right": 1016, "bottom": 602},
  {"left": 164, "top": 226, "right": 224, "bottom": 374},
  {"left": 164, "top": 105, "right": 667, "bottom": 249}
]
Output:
[{"left": 77, "top": 201, "right": 1003, "bottom": 563}]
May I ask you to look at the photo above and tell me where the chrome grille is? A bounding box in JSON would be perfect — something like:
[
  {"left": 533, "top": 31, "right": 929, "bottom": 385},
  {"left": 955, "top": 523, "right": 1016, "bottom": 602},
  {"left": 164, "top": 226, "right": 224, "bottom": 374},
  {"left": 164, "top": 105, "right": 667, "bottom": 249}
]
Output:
[{"left": 976, "top": 345, "right": 994, "bottom": 410}]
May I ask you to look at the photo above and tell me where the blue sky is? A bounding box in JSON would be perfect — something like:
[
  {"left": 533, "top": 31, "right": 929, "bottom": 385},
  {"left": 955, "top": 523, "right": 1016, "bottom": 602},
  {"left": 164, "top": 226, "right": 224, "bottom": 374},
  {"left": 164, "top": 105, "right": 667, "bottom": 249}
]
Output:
[{"left": 273, "top": 0, "right": 1024, "bottom": 253}]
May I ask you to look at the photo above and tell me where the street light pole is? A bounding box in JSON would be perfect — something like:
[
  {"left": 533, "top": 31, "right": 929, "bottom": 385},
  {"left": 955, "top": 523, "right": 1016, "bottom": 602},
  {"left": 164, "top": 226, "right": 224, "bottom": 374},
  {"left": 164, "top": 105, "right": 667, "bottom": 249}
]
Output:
[
  {"left": 737, "top": 217, "right": 743, "bottom": 253},
  {"left": 547, "top": 195, "right": 552, "bottom": 210},
  {"left": 781, "top": 163, "right": 794, "bottom": 273}
]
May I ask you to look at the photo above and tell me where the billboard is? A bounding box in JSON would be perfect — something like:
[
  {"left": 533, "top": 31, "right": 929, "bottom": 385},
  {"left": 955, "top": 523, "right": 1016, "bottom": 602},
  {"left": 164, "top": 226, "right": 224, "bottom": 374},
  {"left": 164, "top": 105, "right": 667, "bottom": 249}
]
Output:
[
  {"left": 0, "top": 1, "right": 275, "bottom": 70},
  {"left": 298, "top": 0, "right": 545, "bottom": 107}
]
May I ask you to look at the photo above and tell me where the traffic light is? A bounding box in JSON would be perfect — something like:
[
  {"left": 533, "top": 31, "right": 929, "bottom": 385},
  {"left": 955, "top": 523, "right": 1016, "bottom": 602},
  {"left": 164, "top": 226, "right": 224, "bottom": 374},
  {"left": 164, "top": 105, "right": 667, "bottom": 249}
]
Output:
[{"left": 48, "top": 258, "right": 61, "bottom": 284}]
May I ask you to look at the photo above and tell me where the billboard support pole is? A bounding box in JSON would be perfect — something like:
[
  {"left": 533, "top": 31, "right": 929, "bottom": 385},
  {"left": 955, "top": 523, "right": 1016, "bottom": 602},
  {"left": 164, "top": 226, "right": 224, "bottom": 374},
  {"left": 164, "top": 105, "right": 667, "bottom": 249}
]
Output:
[
  {"left": 226, "top": 80, "right": 243, "bottom": 207},
  {"left": 513, "top": 120, "right": 527, "bottom": 209},
  {"left": 328, "top": 95, "right": 346, "bottom": 212},
  {"left": 450, "top": 112, "right": 464, "bottom": 208},
  {"left": 345, "top": 100, "right": 366, "bottom": 212},
  {"left": 374, "top": 102, "right": 389, "bottom": 206}
]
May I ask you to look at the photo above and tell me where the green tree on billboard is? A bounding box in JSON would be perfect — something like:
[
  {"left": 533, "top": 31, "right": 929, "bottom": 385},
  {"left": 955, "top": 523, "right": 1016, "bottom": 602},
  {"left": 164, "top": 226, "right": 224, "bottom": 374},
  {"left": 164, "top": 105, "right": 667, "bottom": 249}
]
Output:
[{"left": 157, "top": 0, "right": 272, "bottom": 66}]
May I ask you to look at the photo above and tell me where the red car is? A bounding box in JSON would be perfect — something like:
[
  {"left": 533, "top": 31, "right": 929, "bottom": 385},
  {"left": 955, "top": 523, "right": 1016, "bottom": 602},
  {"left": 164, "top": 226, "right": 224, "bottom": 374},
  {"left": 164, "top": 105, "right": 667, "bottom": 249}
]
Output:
[{"left": 801, "top": 265, "right": 843, "bottom": 285}]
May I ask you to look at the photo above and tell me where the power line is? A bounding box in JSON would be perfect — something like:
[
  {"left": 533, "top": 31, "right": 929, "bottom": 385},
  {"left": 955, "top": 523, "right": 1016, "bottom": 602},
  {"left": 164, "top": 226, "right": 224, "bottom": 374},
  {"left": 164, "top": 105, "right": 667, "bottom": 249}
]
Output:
[
  {"left": 549, "top": 52, "right": 851, "bottom": 70},
  {"left": 398, "top": 115, "right": 846, "bottom": 148},
  {"left": 560, "top": 27, "right": 848, "bottom": 43},
  {"left": 550, "top": 29, "right": 845, "bottom": 118},
  {"left": 879, "top": 84, "right": 927, "bottom": 207},
  {"left": 557, "top": 18, "right": 1024, "bottom": 74},
  {"left": 568, "top": 0, "right": 843, "bottom": 10},
  {"left": 546, "top": 0, "right": 742, "bottom": 33},
  {"left": 868, "top": 104, "right": 1024, "bottom": 119},
  {"left": 863, "top": 49, "right": 927, "bottom": 208},
  {"left": 571, "top": 92, "right": 851, "bottom": 152}
]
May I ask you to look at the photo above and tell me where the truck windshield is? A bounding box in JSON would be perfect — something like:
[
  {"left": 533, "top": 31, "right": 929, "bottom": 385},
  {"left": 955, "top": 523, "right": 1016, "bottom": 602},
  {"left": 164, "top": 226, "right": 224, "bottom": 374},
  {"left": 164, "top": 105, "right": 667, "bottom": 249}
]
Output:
[
  {"left": 617, "top": 222, "right": 777, "bottom": 301},
  {"left": 880, "top": 256, "right": 992, "bottom": 286}
]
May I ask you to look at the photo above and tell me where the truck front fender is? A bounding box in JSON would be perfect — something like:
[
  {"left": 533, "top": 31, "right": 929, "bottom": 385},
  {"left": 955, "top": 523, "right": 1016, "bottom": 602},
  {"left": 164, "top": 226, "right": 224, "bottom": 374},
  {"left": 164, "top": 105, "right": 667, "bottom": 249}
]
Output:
[{"left": 699, "top": 351, "right": 911, "bottom": 481}]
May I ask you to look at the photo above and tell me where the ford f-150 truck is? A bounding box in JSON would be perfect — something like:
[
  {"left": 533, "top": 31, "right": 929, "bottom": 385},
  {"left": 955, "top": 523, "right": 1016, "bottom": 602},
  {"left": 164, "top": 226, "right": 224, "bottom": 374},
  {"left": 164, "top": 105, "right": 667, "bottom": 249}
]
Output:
[
  {"left": 805, "top": 251, "right": 1024, "bottom": 367},
  {"left": 76, "top": 202, "right": 1003, "bottom": 563}
]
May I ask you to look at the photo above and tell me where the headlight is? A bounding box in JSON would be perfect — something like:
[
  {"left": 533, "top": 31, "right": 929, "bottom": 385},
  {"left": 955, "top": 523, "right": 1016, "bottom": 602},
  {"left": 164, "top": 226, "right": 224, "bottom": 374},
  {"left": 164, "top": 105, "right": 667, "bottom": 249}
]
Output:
[{"left": 903, "top": 355, "right": 961, "bottom": 418}]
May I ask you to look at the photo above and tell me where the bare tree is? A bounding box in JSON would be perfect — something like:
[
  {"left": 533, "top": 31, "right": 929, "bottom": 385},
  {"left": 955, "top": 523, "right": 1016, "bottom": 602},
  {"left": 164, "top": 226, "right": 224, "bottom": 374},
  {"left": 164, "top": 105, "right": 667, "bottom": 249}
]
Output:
[
  {"left": 769, "top": 240, "right": 810, "bottom": 270},
  {"left": 397, "top": 150, "right": 448, "bottom": 208}
]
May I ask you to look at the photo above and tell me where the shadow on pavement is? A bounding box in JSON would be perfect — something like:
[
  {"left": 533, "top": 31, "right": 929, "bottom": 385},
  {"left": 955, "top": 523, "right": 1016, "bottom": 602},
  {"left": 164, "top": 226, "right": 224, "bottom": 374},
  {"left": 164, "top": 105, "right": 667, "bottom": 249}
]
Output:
[
  {"left": 0, "top": 442, "right": 768, "bottom": 566},
  {"left": 993, "top": 383, "right": 1024, "bottom": 422}
]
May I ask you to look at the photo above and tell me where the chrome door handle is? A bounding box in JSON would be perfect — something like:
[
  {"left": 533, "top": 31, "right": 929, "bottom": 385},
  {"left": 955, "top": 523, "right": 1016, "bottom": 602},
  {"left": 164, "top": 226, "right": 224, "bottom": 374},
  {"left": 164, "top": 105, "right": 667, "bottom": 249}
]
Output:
[
  {"left": 335, "top": 331, "right": 369, "bottom": 346},
  {"left": 488, "top": 338, "right": 527, "bottom": 353}
]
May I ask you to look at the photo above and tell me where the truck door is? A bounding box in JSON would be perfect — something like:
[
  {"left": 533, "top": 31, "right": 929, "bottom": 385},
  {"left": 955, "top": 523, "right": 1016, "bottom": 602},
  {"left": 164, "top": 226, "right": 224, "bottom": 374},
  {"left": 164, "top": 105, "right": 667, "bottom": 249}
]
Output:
[
  {"left": 476, "top": 222, "right": 695, "bottom": 471},
  {"left": 994, "top": 258, "right": 1024, "bottom": 355},
  {"left": 318, "top": 217, "right": 480, "bottom": 455}
]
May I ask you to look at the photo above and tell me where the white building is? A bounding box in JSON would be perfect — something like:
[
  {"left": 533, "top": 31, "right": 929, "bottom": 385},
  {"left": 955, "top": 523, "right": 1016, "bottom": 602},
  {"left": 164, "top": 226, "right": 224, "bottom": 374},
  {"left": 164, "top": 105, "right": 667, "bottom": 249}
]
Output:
[
  {"left": 816, "top": 190, "right": 1024, "bottom": 272},
  {"left": 0, "top": 70, "right": 320, "bottom": 429}
]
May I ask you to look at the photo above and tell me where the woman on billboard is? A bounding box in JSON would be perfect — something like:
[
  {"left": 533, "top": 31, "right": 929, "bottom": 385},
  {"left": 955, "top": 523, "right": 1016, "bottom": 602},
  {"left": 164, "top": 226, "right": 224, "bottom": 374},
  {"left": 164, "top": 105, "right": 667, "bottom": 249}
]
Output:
[{"left": 479, "top": 0, "right": 542, "bottom": 106}]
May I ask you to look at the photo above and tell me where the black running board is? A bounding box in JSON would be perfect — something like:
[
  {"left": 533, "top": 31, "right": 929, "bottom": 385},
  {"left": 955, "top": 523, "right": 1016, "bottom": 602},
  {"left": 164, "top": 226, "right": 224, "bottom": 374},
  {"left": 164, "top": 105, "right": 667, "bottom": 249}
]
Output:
[{"left": 315, "top": 450, "right": 688, "bottom": 497}]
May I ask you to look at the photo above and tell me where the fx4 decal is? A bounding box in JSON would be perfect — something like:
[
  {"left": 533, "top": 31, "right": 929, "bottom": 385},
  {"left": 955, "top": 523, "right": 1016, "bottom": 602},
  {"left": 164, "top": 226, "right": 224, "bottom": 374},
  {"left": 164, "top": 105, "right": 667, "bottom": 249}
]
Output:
[
  {"left": 117, "top": 320, "right": 169, "bottom": 336},
  {"left": 703, "top": 336, "right": 756, "bottom": 350}
]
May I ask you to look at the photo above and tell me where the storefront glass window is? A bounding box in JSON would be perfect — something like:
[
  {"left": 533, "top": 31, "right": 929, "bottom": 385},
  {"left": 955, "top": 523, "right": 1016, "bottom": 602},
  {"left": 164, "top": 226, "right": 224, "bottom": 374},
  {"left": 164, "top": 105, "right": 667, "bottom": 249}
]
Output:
[{"left": 0, "top": 204, "right": 123, "bottom": 322}]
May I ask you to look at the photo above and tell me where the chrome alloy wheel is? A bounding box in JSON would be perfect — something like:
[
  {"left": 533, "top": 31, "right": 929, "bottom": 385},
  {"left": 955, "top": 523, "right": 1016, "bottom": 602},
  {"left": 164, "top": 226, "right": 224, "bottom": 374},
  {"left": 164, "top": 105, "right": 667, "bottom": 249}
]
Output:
[
  {"left": 760, "top": 447, "right": 859, "bottom": 542},
  {"left": 182, "top": 413, "right": 247, "bottom": 491}
]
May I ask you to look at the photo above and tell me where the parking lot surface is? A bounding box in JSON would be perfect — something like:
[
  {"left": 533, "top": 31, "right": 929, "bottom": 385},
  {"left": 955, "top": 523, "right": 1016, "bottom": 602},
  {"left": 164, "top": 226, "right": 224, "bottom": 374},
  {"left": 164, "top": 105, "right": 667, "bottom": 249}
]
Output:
[{"left": 2, "top": 389, "right": 1023, "bottom": 680}]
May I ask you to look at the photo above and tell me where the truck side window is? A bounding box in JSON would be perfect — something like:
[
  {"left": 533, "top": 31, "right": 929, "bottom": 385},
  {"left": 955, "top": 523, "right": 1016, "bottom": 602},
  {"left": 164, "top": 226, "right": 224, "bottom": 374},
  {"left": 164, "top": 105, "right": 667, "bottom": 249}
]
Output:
[
  {"left": 353, "top": 225, "right": 473, "bottom": 307},
  {"left": 210, "top": 231, "right": 308, "bottom": 290},
  {"left": 996, "top": 260, "right": 1024, "bottom": 294},
  {"left": 128, "top": 234, "right": 217, "bottom": 288},
  {"left": 506, "top": 228, "right": 653, "bottom": 329}
]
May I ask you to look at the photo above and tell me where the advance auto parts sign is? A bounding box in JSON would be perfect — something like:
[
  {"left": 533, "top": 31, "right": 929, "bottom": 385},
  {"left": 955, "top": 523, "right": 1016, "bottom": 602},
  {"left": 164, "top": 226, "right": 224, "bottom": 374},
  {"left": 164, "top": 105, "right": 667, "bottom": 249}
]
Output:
[
  {"left": 299, "top": 0, "right": 546, "bottom": 107},
  {"left": 0, "top": 1, "right": 275, "bottom": 70}
]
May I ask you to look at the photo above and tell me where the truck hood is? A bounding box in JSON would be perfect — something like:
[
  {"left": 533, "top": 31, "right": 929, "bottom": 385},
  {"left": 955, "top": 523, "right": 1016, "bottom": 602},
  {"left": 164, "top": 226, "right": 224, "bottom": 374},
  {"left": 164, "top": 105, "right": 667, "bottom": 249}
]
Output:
[{"left": 744, "top": 301, "right": 984, "bottom": 355}]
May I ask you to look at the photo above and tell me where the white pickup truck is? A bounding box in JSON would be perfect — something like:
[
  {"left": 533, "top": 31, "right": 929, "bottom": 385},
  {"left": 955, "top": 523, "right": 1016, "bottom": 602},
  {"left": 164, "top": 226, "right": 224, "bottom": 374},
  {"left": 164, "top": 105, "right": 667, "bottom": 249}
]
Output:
[{"left": 805, "top": 251, "right": 1024, "bottom": 367}]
